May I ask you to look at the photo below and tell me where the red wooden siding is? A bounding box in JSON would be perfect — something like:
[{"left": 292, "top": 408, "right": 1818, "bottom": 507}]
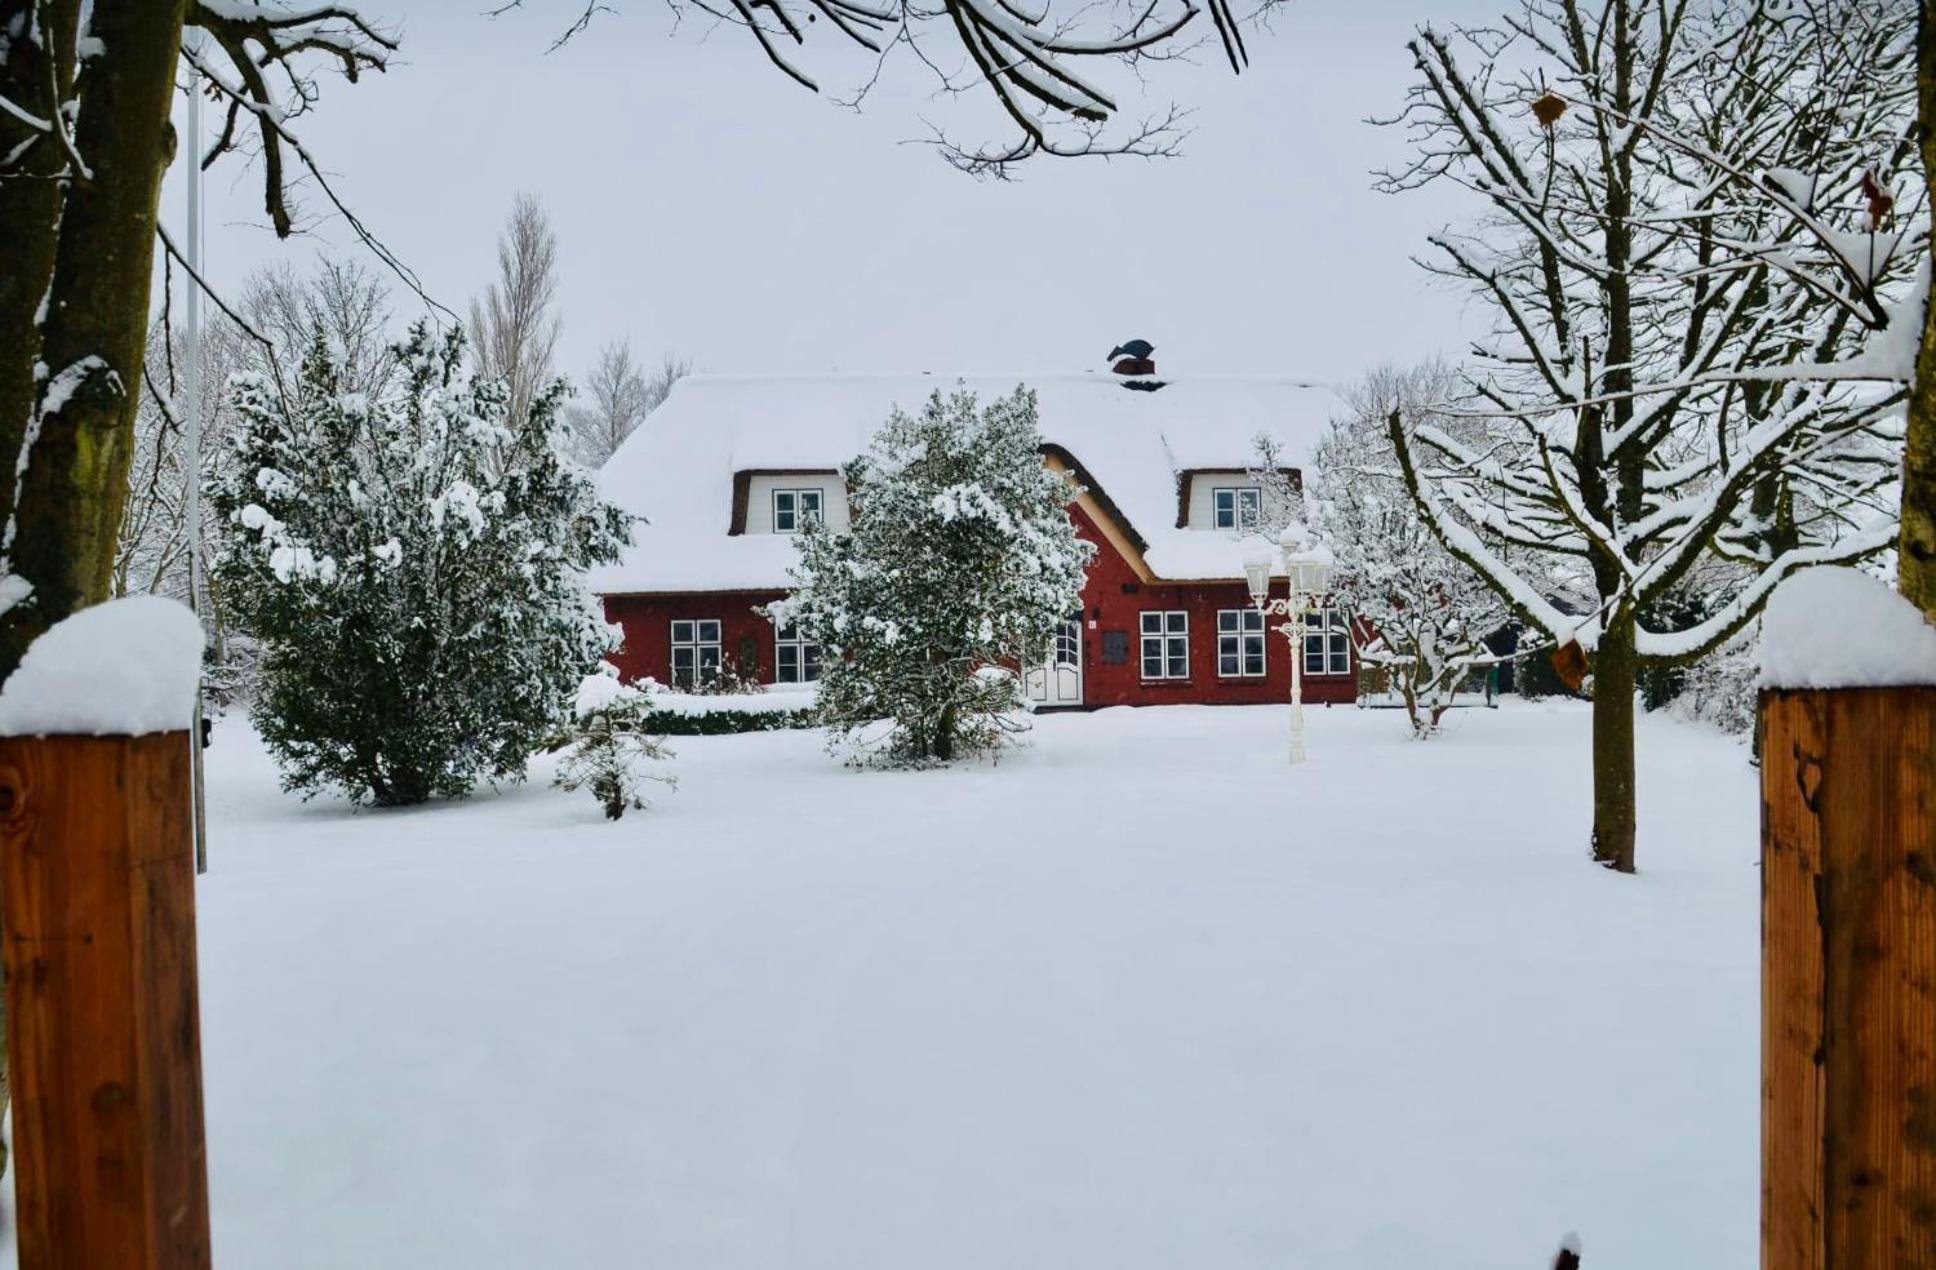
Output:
[
  {"left": 603, "top": 590, "right": 789, "bottom": 688},
  {"left": 598, "top": 502, "right": 1357, "bottom": 707}
]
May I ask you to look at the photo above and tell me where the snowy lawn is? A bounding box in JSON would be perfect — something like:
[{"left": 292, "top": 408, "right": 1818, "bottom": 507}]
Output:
[{"left": 170, "top": 702, "right": 1754, "bottom": 1268}]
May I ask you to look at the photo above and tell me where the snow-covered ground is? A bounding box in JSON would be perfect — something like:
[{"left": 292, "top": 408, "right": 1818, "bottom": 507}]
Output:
[{"left": 134, "top": 702, "right": 1760, "bottom": 1267}]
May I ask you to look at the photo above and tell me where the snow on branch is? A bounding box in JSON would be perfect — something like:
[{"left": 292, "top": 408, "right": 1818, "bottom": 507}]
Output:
[{"left": 1372, "top": 0, "right": 1920, "bottom": 671}]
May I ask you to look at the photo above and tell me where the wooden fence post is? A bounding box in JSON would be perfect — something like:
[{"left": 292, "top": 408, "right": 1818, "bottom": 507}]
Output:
[
  {"left": 1761, "top": 684, "right": 1936, "bottom": 1270},
  {"left": 0, "top": 732, "right": 212, "bottom": 1270}
]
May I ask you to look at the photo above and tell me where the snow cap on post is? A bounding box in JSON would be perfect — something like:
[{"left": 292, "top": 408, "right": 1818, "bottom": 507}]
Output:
[
  {"left": 1758, "top": 567, "right": 1936, "bottom": 690},
  {"left": 0, "top": 596, "right": 204, "bottom": 737}
]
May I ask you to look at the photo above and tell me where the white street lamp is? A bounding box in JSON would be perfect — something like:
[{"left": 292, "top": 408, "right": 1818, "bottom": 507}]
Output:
[{"left": 1243, "top": 528, "right": 1332, "bottom": 765}]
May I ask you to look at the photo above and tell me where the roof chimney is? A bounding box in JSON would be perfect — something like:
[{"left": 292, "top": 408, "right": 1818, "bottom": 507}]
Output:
[
  {"left": 1107, "top": 338, "right": 1163, "bottom": 390},
  {"left": 1108, "top": 337, "right": 1156, "bottom": 378}
]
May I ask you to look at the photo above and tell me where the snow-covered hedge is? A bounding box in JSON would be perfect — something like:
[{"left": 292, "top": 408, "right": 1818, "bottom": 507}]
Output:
[{"left": 633, "top": 680, "right": 820, "bottom": 735}]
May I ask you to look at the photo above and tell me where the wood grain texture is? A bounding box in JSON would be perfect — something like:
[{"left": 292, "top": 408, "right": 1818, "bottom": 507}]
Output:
[
  {"left": 0, "top": 733, "right": 211, "bottom": 1270},
  {"left": 1762, "top": 686, "right": 1936, "bottom": 1270}
]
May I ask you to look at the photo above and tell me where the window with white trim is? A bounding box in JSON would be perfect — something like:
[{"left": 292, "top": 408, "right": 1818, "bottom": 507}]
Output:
[
  {"left": 1140, "top": 611, "right": 1189, "bottom": 679},
  {"left": 1217, "top": 609, "right": 1266, "bottom": 677},
  {"left": 774, "top": 621, "right": 821, "bottom": 684},
  {"left": 1303, "top": 607, "right": 1352, "bottom": 676},
  {"left": 670, "top": 619, "right": 722, "bottom": 688},
  {"left": 1212, "top": 486, "right": 1261, "bottom": 531},
  {"left": 772, "top": 488, "right": 824, "bottom": 533}
]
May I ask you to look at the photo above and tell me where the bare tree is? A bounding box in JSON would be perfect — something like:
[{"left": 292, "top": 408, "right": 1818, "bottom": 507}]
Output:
[
  {"left": 565, "top": 342, "right": 689, "bottom": 465},
  {"left": 1906, "top": 6, "right": 1936, "bottom": 619},
  {"left": 641, "top": 350, "right": 690, "bottom": 416},
  {"left": 501, "top": 0, "right": 1274, "bottom": 175},
  {"left": 239, "top": 257, "right": 398, "bottom": 403},
  {"left": 469, "top": 194, "right": 563, "bottom": 432},
  {"left": 1312, "top": 363, "right": 1510, "bottom": 741},
  {"left": 0, "top": 2, "right": 401, "bottom": 678},
  {"left": 1377, "top": 0, "right": 1921, "bottom": 872}
]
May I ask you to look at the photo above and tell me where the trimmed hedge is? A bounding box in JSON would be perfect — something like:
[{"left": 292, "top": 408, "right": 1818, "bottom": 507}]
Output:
[{"left": 638, "top": 706, "right": 818, "bottom": 736}]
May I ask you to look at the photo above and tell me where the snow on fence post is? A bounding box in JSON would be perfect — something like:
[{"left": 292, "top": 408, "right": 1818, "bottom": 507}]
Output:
[
  {"left": 1757, "top": 570, "right": 1936, "bottom": 1270},
  {"left": 0, "top": 598, "right": 212, "bottom": 1270}
]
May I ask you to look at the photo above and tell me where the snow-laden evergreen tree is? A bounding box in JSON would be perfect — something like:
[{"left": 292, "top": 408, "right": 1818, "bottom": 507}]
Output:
[
  {"left": 552, "top": 667, "right": 676, "bottom": 820},
  {"left": 1311, "top": 364, "right": 1509, "bottom": 740},
  {"left": 771, "top": 385, "right": 1092, "bottom": 764},
  {"left": 213, "top": 322, "right": 631, "bottom": 805}
]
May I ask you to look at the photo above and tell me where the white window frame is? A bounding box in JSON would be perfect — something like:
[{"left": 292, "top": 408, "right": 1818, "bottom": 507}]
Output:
[
  {"left": 670, "top": 618, "right": 723, "bottom": 688},
  {"left": 1303, "top": 607, "right": 1352, "bottom": 676},
  {"left": 1211, "top": 486, "right": 1261, "bottom": 532},
  {"left": 1217, "top": 608, "right": 1267, "bottom": 678},
  {"left": 774, "top": 621, "right": 821, "bottom": 684},
  {"left": 772, "top": 488, "right": 824, "bottom": 534},
  {"left": 1140, "top": 610, "right": 1190, "bottom": 680}
]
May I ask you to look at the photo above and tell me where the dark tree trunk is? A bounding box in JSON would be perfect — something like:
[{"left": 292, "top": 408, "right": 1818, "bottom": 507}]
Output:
[
  {"left": 0, "top": 0, "right": 78, "bottom": 578},
  {"left": 1905, "top": 1, "right": 1936, "bottom": 619},
  {"left": 0, "top": 0, "right": 192, "bottom": 679},
  {"left": 933, "top": 703, "right": 957, "bottom": 762},
  {"left": 1590, "top": 611, "right": 1638, "bottom": 874}
]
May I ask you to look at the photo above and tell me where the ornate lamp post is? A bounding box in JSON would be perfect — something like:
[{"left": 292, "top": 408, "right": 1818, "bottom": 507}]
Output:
[{"left": 1244, "top": 527, "right": 1333, "bottom": 765}]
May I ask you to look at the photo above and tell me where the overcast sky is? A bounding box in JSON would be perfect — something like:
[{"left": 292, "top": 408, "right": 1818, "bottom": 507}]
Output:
[{"left": 164, "top": 0, "right": 1500, "bottom": 390}]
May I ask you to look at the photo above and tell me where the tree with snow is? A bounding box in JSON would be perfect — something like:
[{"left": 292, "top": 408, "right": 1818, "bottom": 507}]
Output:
[
  {"left": 552, "top": 668, "right": 676, "bottom": 819},
  {"left": 1903, "top": 10, "right": 1936, "bottom": 620},
  {"left": 0, "top": 0, "right": 1271, "bottom": 679},
  {"left": 1379, "top": 0, "right": 1922, "bottom": 871},
  {"left": 213, "top": 322, "right": 630, "bottom": 805},
  {"left": 1311, "top": 364, "right": 1509, "bottom": 740},
  {"left": 772, "top": 385, "right": 1091, "bottom": 764}
]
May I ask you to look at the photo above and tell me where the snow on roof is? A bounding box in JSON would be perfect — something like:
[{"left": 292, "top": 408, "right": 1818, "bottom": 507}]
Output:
[
  {"left": 1758, "top": 567, "right": 1936, "bottom": 690},
  {"left": 0, "top": 595, "right": 205, "bottom": 737},
  {"left": 591, "top": 372, "right": 1340, "bottom": 593}
]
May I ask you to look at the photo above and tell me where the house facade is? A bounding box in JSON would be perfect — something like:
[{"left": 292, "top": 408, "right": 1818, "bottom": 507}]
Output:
[{"left": 592, "top": 356, "right": 1357, "bottom": 709}]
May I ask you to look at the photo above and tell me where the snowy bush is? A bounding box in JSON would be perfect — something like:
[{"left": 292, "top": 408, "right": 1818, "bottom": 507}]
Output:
[
  {"left": 551, "top": 669, "right": 676, "bottom": 820},
  {"left": 771, "top": 384, "right": 1092, "bottom": 764},
  {"left": 1665, "top": 624, "right": 1760, "bottom": 738},
  {"left": 213, "top": 323, "right": 631, "bottom": 805},
  {"left": 1310, "top": 365, "right": 1509, "bottom": 740},
  {"left": 630, "top": 679, "right": 819, "bottom": 734}
]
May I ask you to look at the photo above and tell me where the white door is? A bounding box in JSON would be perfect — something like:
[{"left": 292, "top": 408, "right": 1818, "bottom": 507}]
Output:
[{"left": 1025, "top": 617, "right": 1084, "bottom": 707}]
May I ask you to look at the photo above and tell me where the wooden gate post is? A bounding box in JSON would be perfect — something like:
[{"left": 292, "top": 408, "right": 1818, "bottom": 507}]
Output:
[
  {"left": 0, "top": 731, "right": 212, "bottom": 1270},
  {"left": 1761, "top": 684, "right": 1936, "bottom": 1270}
]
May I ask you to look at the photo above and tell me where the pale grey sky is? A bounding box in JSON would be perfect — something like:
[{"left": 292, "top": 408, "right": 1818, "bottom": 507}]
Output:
[{"left": 164, "top": 0, "right": 1498, "bottom": 390}]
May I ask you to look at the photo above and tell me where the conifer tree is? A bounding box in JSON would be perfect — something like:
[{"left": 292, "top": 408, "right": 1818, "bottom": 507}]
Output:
[
  {"left": 213, "top": 322, "right": 630, "bottom": 805},
  {"left": 773, "top": 385, "right": 1092, "bottom": 764}
]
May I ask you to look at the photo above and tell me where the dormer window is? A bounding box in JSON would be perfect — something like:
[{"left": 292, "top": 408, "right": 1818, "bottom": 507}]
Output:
[
  {"left": 773, "top": 489, "right": 823, "bottom": 533},
  {"left": 1212, "top": 487, "right": 1261, "bottom": 531}
]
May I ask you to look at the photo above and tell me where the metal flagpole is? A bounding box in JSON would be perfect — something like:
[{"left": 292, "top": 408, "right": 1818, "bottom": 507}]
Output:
[{"left": 185, "top": 44, "right": 209, "bottom": 875}]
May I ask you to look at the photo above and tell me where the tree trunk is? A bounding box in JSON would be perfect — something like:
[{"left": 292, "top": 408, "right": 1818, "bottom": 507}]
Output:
[
  {"left": 0, "top": 1, "right": 79, "bottom": 579},
  {"left": 933, "top": 703, "right": 957, "bottom": 762},
  {"left": 0, "top": 1, "right": 190, "bottom": 679},
  {"left": 1905, "top": 0, "right": 1936, "bottom": 619},
  {"left": 1590, "top": 611, "right": 1638, "bottom": 873}
]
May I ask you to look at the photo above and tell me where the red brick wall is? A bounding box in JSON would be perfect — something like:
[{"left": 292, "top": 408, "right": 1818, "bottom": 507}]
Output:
[{"left": 599, "top": 506, "right": 1357, "bottom": 707}]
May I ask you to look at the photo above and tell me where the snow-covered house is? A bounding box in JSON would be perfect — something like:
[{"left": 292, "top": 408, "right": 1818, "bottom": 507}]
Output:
[{"left": 591, "top": 356, "right": 1357, "bottom": 709}]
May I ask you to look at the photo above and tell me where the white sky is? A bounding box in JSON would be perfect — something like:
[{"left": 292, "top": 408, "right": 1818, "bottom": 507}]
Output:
[{"left": 164, "top": 0, "right": 1499, "bottom": 389}]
